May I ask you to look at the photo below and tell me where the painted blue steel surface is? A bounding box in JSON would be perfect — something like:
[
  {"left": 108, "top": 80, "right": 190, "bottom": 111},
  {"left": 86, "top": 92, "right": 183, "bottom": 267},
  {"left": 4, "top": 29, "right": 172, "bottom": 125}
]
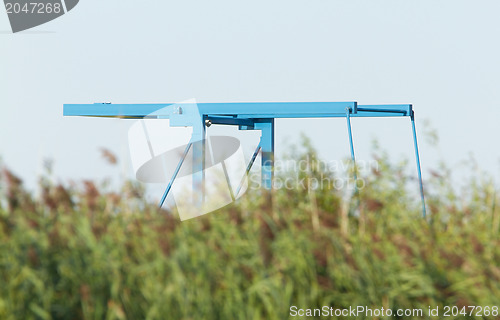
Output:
[
  {"left": 63, "top": 101, "right": 426, "bottom": 218},
  {"left": 206, "top": 116, "right": 254, "bottom": 127},
  {"left": 411, "top": 113, "right": 427, "bottom": 218},
  {"left": 64, "top": 102, "right": 413, "bottom": 120},
  {"left": 254, "top": 120, "right": 274, "bottom": 190},
  {"left": 345, "top": 107, "right": 356, "bottom": 164},
  {"left": 355, "top": 104, "right": 412, "bottom": 117},
  {"left": 64, "top": 102, "right": 358, "bottom": 119}
]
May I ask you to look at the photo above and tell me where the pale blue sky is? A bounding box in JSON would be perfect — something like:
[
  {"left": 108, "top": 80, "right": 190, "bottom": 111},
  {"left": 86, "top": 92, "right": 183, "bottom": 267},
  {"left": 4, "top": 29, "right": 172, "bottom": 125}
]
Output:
[{"left": 1, "top": 0, "right": 500, "bottom": 195}]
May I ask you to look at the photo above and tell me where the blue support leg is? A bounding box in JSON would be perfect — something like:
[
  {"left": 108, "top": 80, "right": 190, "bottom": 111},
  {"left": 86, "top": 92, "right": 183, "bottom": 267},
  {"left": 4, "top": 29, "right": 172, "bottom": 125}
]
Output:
[
  {"left": 411, "top": 112, "right": 427, "bottom": 218},
  {"left": 346, "top": 107, "right": 358, "bottom": 189},
  {"left": 255, "top": 120, "right": 274, "bottom": 190}
]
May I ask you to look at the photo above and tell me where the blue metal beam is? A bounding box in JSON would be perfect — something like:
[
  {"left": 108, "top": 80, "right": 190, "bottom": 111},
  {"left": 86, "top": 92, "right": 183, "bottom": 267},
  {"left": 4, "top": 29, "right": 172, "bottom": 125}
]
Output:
[
  {"left": 205, "top": 116, "right": 255, "bottom": 127},
  {"left": 64, "top": 103, "right": 414, "bottom": 120},
  {"left": 63, "top": 102, "right": 358, "bottom": 119},
  {"left": 352, "top": 104, "right": 412, "bottom": 118}
]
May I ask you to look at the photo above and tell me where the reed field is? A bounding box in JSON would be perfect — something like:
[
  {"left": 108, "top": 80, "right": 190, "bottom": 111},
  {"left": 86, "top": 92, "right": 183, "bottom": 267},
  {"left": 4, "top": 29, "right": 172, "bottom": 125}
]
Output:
[{"left": 0, "top": 141, "right": 499, "bottom": 320}]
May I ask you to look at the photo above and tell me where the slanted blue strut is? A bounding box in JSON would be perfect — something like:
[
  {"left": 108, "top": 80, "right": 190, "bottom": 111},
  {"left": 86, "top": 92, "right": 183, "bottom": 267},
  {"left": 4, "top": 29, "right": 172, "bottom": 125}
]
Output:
[
  {"left": 158, "top": 141, "right": 192, "bottom": 208},
  {"left": 345, "top": 107, "right": 360, "bottom": 215},
  {"left": 411, "top": 112, "right": 427, "bottom": 218},
  {"left": 345, "top": 107, "right": 357, "bottom": 183},
  {"left": 235, "top": 142, "right": 262, "bottom": 198}
]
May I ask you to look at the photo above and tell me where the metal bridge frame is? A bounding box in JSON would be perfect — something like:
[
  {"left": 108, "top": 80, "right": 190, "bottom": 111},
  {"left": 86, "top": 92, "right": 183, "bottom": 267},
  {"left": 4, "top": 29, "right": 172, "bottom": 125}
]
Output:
[{"left": 64, "top": 101, "right": 426, "bottom": 217}]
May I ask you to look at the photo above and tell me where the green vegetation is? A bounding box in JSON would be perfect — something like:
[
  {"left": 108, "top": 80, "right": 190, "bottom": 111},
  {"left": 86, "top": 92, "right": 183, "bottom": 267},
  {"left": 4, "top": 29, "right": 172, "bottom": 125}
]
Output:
[{"left": 0, "top": 141, "right": 499, "bottom": 320}]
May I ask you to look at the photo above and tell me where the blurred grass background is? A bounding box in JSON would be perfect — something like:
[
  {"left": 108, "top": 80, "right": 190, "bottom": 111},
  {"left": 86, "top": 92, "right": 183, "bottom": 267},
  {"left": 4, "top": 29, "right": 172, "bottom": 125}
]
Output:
[{"left": 0, "top": 139, "right": 499, "bottom": 320}]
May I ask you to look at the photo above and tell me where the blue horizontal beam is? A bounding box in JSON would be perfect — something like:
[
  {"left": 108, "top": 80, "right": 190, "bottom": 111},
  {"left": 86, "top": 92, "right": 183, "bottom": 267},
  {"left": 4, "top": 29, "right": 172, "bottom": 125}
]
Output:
[
  {"left": 352, "top": 104, "right": 412, "bottom": 117},
  {"left": 63, "top": 102, "right": 358, "bottom": 119},
  {"left": 63, "top": 103, "right": 172, "bottom": 118},
  {"left": 63, "top": 103, "right": 413, "bottom": 122},
  {"left": 206, "top": 116, "right": 255, "bottom": 127},
  {"left": 199, "top": 102, "right": 357, "bottom": 118}
]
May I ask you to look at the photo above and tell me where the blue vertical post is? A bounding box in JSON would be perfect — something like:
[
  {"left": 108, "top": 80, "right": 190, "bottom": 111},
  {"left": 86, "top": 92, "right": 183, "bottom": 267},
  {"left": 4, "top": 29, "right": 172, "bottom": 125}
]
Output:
[
  {"left": 255, "top": 120, "right": 274, "bottom": 190},
  {"left": 411, "top": 111, "right": 426, "bottom": 218}
]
